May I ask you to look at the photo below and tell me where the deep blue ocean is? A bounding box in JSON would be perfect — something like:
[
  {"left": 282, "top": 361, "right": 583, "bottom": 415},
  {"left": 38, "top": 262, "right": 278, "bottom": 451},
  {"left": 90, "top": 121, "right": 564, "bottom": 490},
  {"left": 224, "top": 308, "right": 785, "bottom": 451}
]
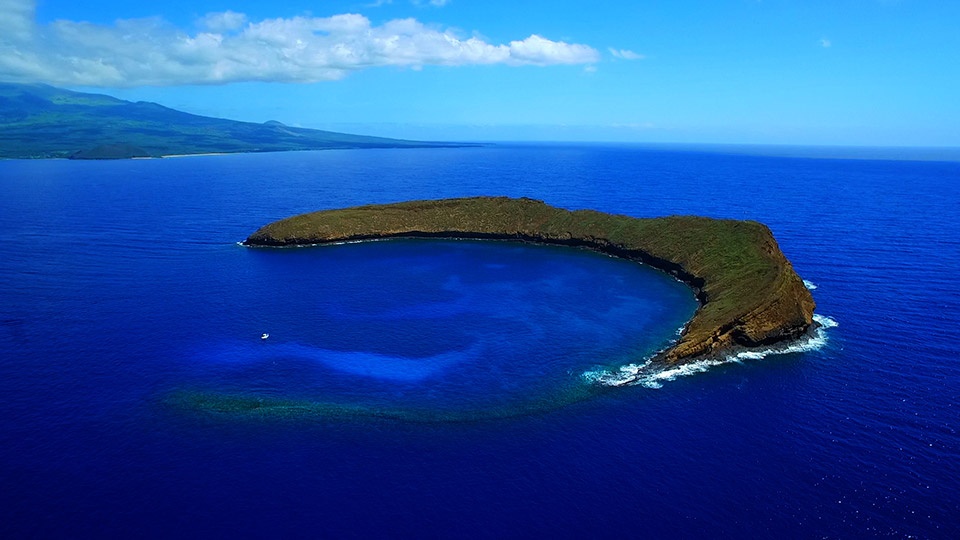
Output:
[{"left": 1, "top": 144, "right": 958, "bottom": 538}]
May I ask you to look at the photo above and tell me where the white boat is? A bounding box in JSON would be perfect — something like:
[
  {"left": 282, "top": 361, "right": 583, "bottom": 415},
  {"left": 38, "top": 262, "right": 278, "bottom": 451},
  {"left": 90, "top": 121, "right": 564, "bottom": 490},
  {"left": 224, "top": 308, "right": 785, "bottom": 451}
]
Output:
[{"left": 260, "top": 333, "right": 269, "bottom": 340}]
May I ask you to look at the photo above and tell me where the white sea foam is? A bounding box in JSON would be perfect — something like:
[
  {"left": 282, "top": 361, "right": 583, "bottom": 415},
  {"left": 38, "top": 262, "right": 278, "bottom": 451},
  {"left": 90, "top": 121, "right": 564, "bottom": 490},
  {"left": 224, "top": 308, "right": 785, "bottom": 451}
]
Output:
[
  {"left": 582, "top": 314, "right": 838, "bottom": 388},
  {"left": 803, "top": 279, "right": 818, "bottom": 290},
  {"left": 813, "top": 314, "right": 838, "bottom": 328}
]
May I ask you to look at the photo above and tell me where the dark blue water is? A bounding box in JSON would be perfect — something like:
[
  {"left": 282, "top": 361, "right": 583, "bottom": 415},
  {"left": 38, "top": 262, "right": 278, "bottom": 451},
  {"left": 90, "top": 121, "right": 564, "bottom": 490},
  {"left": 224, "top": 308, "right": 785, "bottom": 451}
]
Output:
[{"left": 1, "top": 145, "right": 958, "bottom": 537}]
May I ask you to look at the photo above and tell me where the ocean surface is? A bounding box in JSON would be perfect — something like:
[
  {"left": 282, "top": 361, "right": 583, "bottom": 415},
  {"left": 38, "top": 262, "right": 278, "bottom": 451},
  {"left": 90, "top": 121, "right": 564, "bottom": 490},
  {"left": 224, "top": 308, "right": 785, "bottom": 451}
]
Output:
[{"left": 1, "top": 144, "right": 958, "bottom": 538}]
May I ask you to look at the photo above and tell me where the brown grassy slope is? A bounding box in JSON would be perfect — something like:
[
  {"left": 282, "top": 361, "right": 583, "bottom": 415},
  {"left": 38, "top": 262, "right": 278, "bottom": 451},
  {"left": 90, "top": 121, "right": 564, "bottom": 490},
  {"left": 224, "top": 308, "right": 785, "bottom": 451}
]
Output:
[{"left": 244, "top": 196, "right": 816, "bottom": 363}]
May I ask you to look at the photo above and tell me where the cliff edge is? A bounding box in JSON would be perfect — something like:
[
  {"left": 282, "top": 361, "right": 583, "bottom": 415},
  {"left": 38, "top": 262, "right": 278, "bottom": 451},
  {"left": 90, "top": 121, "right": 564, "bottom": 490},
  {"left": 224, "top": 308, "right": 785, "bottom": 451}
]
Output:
[{"left": 244, "top": 196, "right": 816, "bottom": 364}]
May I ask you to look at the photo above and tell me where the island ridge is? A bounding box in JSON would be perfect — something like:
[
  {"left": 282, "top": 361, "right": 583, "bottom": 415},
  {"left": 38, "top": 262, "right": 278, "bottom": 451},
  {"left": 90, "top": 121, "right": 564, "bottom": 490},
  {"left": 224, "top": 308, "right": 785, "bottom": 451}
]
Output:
[{"left": 244, "top": 196, "right": 817, "bottom": 366}]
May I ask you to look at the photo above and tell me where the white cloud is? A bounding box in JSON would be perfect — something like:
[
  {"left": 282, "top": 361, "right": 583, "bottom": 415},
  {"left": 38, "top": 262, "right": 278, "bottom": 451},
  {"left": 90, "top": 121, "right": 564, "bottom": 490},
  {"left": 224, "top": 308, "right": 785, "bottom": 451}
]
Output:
[
  {"left": 609, "top": 48, "right": 644, "bottom": 60},
  {"left": 0, "top": 0, "right": 599, "bottom": 87},
  {"left": 199, "top": 10, "right": 248, "bottom": 33},
  {"left": 820, "top": 38, "right": 832, "bottom": 48},
  {"left": 0, "top": 0, "right": 34, "bottom": 40},
  {"left": 508, "top": 35, "right": 599, "bottom": 66}
]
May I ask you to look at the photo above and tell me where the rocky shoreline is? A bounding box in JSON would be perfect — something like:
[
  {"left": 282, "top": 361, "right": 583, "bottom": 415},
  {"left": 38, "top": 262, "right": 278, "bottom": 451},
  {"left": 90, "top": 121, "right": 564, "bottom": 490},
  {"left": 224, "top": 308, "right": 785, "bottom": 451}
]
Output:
[{"left": 244, "top": 196, "right": 816, "bottom": 365}]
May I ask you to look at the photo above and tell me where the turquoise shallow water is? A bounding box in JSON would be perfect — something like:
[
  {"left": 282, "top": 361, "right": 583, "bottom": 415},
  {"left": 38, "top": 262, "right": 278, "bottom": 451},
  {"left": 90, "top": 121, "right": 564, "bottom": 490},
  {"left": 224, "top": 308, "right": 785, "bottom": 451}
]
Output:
[{"left": 0, "top": 145, "right": 958, "bottom": 537}]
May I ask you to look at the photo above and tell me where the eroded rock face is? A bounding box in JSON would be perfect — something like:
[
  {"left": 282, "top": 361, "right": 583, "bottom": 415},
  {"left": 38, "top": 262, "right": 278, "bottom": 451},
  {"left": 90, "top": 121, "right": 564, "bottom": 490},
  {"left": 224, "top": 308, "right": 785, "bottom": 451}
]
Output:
[{"left": 245, "top": 196, "right": 816, "bottom": 364}]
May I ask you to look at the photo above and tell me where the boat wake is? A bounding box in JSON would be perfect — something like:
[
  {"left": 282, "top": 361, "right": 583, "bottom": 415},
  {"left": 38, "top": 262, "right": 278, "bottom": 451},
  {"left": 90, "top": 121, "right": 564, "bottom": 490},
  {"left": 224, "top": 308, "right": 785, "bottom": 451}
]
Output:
[{"left": 582, "top": 314, "right": 838, "bottom": 388}]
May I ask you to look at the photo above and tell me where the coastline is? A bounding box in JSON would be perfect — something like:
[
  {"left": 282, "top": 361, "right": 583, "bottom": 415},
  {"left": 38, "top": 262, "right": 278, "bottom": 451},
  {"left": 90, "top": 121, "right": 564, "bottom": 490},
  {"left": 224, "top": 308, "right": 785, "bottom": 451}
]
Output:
[{"left": 160, "top": 152, "right": 235, "bottom": 159}]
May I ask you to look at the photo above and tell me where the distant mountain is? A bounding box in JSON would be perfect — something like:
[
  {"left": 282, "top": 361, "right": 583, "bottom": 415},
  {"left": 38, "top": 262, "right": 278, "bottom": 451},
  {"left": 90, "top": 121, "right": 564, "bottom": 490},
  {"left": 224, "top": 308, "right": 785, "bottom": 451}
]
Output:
[{"left": 0, "top": 83, "right": 468, "bottom": 159}]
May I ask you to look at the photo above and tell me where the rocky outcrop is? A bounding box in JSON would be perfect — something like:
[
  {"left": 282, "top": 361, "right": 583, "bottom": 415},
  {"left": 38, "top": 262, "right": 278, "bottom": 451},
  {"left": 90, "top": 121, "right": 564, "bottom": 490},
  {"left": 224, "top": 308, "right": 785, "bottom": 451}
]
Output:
[{"left": 244, "top": 196, "right": 816, "bottom": 364}]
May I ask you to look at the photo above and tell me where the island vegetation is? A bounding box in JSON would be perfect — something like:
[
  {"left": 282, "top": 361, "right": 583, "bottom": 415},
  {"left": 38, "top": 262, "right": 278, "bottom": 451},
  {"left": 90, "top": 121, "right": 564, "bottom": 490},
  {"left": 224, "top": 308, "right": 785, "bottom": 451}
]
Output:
[
  {"left": 0, "top": 83, "right": 472, "bottom": 159},
  {"left": 244, "top": 196, "right": 817, "bottom": 365},
  {"left": 69, "top": 143, "right": 152, "bottom": 160}
]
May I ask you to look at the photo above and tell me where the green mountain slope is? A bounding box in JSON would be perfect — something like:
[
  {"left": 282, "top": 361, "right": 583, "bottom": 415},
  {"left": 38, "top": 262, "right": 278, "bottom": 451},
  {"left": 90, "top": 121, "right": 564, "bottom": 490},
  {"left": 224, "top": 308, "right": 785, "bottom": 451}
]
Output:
[{"left": 0, "top": 83, "right": 465, "bottom": 159}]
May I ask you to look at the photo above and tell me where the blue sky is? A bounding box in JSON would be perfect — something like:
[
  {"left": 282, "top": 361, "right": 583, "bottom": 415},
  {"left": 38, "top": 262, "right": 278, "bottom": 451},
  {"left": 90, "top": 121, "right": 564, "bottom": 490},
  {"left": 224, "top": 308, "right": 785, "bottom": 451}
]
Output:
[{"left": 2, "top": 0, "right": 958, "bottom": 145}]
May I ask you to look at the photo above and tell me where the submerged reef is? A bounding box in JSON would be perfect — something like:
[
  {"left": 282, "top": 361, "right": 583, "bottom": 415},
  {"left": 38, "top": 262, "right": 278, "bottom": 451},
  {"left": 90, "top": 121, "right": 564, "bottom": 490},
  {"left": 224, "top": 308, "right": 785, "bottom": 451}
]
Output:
[{"left": 244, "top": 196, "right": 816, "bottom": 366}]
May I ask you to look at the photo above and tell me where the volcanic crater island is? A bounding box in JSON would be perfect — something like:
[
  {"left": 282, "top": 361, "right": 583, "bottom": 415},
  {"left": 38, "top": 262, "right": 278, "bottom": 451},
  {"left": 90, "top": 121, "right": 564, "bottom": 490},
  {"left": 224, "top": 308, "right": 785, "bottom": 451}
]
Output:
[{"left": 244, "top": 196, "right": 817, "bottom": 368}]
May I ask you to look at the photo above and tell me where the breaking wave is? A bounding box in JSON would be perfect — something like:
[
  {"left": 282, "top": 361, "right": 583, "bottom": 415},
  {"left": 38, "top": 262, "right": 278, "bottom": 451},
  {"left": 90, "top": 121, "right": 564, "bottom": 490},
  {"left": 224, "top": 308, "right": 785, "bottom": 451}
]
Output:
[{"left": 582, "top": 314, "right": 838, "bottom": 388}]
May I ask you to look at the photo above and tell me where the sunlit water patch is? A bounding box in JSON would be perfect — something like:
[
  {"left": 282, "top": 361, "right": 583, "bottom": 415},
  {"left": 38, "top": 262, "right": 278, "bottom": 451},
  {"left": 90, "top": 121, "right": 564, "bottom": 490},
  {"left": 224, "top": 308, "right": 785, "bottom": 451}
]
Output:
[{"left": 177, "top": 239, "right": 698, "bottom": 419}]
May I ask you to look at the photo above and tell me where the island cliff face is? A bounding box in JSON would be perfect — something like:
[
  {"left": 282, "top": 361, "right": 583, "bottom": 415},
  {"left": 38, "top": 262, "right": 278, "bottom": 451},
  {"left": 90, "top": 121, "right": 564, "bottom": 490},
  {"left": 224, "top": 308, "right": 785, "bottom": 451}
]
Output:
[{"left": 244, "top": 197, "right": 816, "bottom": 364}]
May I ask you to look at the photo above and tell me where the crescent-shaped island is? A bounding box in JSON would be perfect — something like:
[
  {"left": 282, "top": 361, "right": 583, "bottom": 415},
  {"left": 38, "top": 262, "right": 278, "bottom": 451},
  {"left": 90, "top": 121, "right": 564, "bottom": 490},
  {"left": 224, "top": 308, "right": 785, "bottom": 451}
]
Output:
[{"left": 244, "top": 196, "right": 817, "bottom": 368}]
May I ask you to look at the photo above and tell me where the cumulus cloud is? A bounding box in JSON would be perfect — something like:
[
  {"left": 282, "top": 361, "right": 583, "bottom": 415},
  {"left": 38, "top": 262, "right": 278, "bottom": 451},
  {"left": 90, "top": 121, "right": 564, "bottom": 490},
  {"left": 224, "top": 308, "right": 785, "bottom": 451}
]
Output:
[
  {"left": 0, "top": 0, "right": 34, "bottom": 40},
  {"left": 199, "top": 10, "right": 248, "bottom": 32},
  {"left": 509, "top": 35, "right": 599, "bottom": 66},
  {"left": 0, "top": 0, "right": 598, "bottom": 86},
  {"left": 609, "top": 48, "right": 644, "bottom": 60}
]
